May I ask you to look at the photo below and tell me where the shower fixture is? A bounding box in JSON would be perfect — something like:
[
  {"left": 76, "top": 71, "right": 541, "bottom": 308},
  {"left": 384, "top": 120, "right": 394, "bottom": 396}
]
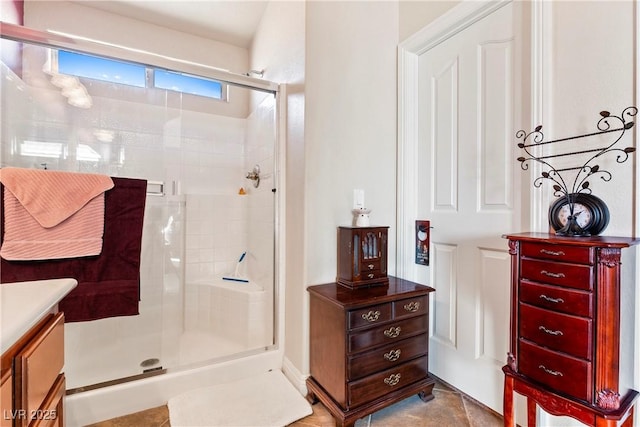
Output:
[{"left": 246, "top": 164, "right": 261, "bottom": 188}]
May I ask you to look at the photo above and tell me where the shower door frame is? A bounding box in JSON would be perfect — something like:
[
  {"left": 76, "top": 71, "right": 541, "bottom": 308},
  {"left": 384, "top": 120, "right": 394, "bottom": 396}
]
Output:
[{"left": 0, "top": 21, "right": 284, "bottom": 387}]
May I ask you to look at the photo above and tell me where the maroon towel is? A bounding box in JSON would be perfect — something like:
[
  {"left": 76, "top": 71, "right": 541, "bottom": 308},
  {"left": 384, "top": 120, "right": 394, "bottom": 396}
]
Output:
[{"left": 1, "top": 177, "right": 147, "bottom": 322}]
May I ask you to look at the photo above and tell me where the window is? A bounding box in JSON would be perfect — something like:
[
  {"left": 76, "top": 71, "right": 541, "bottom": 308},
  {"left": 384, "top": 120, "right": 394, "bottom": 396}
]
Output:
[
  {"left": 56, "top": 50, "right": 226, "bottom": 100},
  {"left": 58, "top": 50, "right": 146, "bottom": 88},
  {"left": 154, "top": 69, "right": 223, "bottom": 99}
]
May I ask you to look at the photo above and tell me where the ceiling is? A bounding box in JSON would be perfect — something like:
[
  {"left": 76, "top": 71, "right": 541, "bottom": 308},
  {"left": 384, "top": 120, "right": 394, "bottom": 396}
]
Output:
[{"left": 75, "top": 1, "right": 269, "bottom": 48}]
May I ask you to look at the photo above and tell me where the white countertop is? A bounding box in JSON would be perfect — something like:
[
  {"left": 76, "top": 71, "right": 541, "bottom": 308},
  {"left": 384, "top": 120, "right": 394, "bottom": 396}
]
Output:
[{"left": 1, "top": 278, "right": 77, "bottom": 354}]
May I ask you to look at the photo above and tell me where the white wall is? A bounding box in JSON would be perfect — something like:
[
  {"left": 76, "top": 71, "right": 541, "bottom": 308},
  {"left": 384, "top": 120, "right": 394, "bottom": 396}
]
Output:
[
  {"left": 249, "top": 0, "right": 307, "bottom": 380},
  {"left": 548, "top": 1, "right": 635, "bottom": 237},
  {"left": 302, "top": 0, "right": 399, "bottom": 373},
  {"left": 399, "top": 0, "right": 459, "bottom": 42},
  {"left": 305, "top": 0, "right": 399, "bottom": 280}
]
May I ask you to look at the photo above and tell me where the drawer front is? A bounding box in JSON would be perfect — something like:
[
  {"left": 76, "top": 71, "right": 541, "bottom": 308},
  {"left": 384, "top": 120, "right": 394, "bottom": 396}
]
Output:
[
  {"left": 521, "top": 258, "right": 593, "bottom": 290},
  {"left": 518, "top": 339, "right": 591, "bottom": 402},
  {"left": 348, "top": 334, "right": 427, "bottom": 380},
  {"left": 356, "top": 269, "right": 386, "bottom": 283},
  {"left": 349, "top": 316, "right": 428, "bottom": 353},
  {"left": 31, "top": 374, "right": 64, "bottom": 427},
  {"left": 519, "top": 304, "right": 591, "bottom": 360},
  {"left": 360, "top": 258, "right": 381, "bottom": 273},
  {"left": 521, "top": 242, "right": 594, "bottom": 265},
  {"left": 394, "top": 296, "right": 428, "bottom": 320},
  {"left": 520, "top": 280, "right": 592, "bottom": 318},
  {"left": 348, "top": 356, "right": 427, "bottom": 408},
  {"left": 349, "top": 303, "right": 392, "bottom": 330},
  {"left": 16, "top": 313, "right": 65, "bottom": 424}
]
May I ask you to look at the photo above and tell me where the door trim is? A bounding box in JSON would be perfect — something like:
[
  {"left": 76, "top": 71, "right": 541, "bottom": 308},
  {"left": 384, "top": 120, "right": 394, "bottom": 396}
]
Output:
[{"left": 396, "top": 0, "right": 546, "bottom": 279}]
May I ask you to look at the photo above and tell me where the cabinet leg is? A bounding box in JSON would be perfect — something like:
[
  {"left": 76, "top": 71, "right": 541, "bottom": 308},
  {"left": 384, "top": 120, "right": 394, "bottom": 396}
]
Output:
[
  {"left": 622, "top": 406, "right": 635, "bottom": 427},
  {"left": 305, "top": 390, "right": 318, "bottom": 405},
  {"left": 503, "top": 375, "right": 515, "bottom": 427},
  {"left": 418, "top": 388, "right": 435, "bottom": 402},
  {"left": 333, "top": 417, "right": 356, "bottom": 427},
  {"left": 527, "top": 398, "right": 537, "bottom": 427}
]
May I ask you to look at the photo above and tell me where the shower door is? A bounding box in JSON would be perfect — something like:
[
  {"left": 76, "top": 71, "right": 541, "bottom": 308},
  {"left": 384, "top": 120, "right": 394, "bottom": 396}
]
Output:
[{"left": 0, "top": 27, "right": 279, "bottom": 391}]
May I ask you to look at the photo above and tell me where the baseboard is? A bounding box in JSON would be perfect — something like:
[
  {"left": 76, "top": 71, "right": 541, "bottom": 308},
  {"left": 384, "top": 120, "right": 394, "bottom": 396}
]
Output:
[{"left": 282, "top": 356, "right": 309, "bottom": 396}]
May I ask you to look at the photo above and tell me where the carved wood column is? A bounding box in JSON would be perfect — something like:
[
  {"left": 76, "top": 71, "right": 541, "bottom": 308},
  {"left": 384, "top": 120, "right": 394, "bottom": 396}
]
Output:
[{"left": 595, "top": 247, "right": 622, "bottom": 409}]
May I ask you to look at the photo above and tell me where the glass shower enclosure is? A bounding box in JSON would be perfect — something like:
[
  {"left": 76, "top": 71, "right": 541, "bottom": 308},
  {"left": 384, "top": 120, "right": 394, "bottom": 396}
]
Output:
[{"left": 0, "top": 23, "right": 279, "bottom": 391}]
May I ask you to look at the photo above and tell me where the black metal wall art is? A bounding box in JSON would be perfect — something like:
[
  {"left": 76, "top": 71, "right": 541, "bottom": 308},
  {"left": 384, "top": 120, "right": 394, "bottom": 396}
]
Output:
[{"left": 516, "top": 106, "right": 637, "bottom": 236}]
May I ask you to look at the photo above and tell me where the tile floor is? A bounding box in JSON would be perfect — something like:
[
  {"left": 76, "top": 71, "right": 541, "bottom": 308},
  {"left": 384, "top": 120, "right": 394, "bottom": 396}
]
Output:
[{"left": 86, "top": 377, "right": 503, "bottom": 427}]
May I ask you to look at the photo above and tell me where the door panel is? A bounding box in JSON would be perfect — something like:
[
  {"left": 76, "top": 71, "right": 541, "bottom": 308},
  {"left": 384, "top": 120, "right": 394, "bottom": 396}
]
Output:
[
  {"left": 418, "top": 1, "right": 522, "bottom": 413},
  {"left": 431, "top": 242, "right": 457, "bottom": 348},
  {"left": 433, "top": 59, "right": 459, "bottom": 211}
]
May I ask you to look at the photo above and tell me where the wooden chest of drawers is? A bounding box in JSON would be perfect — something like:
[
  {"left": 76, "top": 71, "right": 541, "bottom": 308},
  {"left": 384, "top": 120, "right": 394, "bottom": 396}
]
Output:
[
  {"left": 502, "top": 233, "right": 640, "bottom": 427},
  {"left": 306, "top": 277, "right": 435, "bottom": 427}
]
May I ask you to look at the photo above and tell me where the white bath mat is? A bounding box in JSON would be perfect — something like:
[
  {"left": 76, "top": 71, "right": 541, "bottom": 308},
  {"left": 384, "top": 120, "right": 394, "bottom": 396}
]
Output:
[{"left": 167, "top": 370, "right": 313, "bottom": 426}]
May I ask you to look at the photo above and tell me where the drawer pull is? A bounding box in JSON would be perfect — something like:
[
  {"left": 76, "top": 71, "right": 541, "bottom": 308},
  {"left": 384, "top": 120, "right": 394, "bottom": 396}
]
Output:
[
  {"left": 540, "top": 249, "right": 565, "bottom": 257},
  {"left": 368, "top": 264, "right": 375, "bottom": 270},
  {"left": 367, "top": 273, "right": 375, "bottom": 279},
  {"left": 538, "top": 364, "right": 563, "bottom": 377},
  {"left": 383, "top": 349, "right": 401, "bottom": 362},
  {"left": 403, "top": 301, "right": 421, "bottom": 312},
  {"left": 383, "top": 373, "right": 401, "bottom": 386},
  {"left": 539, "top": 294, "right": 565, "bottom": 304},
  {"left": 361, "top": 310, "right": 381, "bottom": 322},
  {"left": 538, "top": 325, "right": 564, "bottom": 336},
  {"left": 383, "top": 327, "right": 402, "bottom": 338},
  {"left": 541, "top": 270, "right": 566, "bottom": 279}
]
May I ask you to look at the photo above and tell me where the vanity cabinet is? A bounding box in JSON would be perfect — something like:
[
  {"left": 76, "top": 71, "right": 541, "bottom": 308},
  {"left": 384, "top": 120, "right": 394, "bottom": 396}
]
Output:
[
  {"left": 337, "top": 226, "right": 389, "bottom": 289},
  {"left": 502, "top": 233, "right": 639, "bottom": 427},
  {"left": 306, "top": 276, "right": 435, "bottom": 427},
  {"left": 1, "top": 370, "right": 11, "bottom": 427},
  {"left": 1, "top": 312, "right": 65, "bottom": 427}
]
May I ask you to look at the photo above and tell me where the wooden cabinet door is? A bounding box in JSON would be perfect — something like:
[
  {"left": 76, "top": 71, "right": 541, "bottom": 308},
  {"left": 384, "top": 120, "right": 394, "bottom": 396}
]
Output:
[
  {"left": 1, "top": 369, "right": 12, "bottom": 427},
  {"left": 14, "top": 313, "right": 64, "bottom": 427}
]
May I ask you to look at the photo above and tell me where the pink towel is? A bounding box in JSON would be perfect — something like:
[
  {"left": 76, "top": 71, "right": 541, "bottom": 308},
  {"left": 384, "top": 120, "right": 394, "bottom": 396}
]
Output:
[{"left": 0, "top": 168, "right": 114, "bottom": 260}]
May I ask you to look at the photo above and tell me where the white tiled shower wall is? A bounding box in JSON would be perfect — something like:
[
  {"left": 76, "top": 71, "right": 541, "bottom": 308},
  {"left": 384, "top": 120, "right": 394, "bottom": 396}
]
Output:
[{"left": 183, "top": 93, "right": 276, "bottom": 284}]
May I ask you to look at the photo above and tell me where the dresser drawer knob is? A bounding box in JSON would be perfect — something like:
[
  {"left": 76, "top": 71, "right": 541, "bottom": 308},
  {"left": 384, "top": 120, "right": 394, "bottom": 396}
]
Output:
[
  {"left": 538, "top": 364, "right": 563, "bottom": 377},
  {"left": 539, "top": 325, "right": 564, "bottom": 336},
  {"left": 383, "top": 349, "right": 401, "bottom": 362},
  {"left": 361, "top": 310, "right": 381, "bottom": 322},
  {"left": 403, "top": 301, "right": 421, "bottom": 312},
  {"left": 383, "top": 327, "right": 402, "bottom": 338},
  {"left": 383, "top": 373, "right": 401, "bottom": 386},
  {"left": 539, "top": 294, "right": 564, "bottom": 304},
  {"left": 540, "top": 249, "right": 565, "bottom": 257},
  {"left": 368, "top": 264, "right": 375, "bottom": 270},
  {"left": 541, "top": 270, "right": 565, "bottom": 279},
  {"left": 367, "top": 273, "right": 375, "bottom": 279}
]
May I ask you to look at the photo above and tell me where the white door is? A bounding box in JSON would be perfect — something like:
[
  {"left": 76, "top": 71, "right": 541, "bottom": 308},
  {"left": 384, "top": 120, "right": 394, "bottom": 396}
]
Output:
[{"left": 417, "top": 1, "right": 525, "bottom": 413}]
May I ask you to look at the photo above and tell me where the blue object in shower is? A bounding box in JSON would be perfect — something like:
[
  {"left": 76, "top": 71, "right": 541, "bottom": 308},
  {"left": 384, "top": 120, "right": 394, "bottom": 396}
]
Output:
[
  {"left": 223, "top": 252, "right": 249, "bottom": 282},
  {"left": 222, "top": 277, "right": 249, "bottom": 283}
]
